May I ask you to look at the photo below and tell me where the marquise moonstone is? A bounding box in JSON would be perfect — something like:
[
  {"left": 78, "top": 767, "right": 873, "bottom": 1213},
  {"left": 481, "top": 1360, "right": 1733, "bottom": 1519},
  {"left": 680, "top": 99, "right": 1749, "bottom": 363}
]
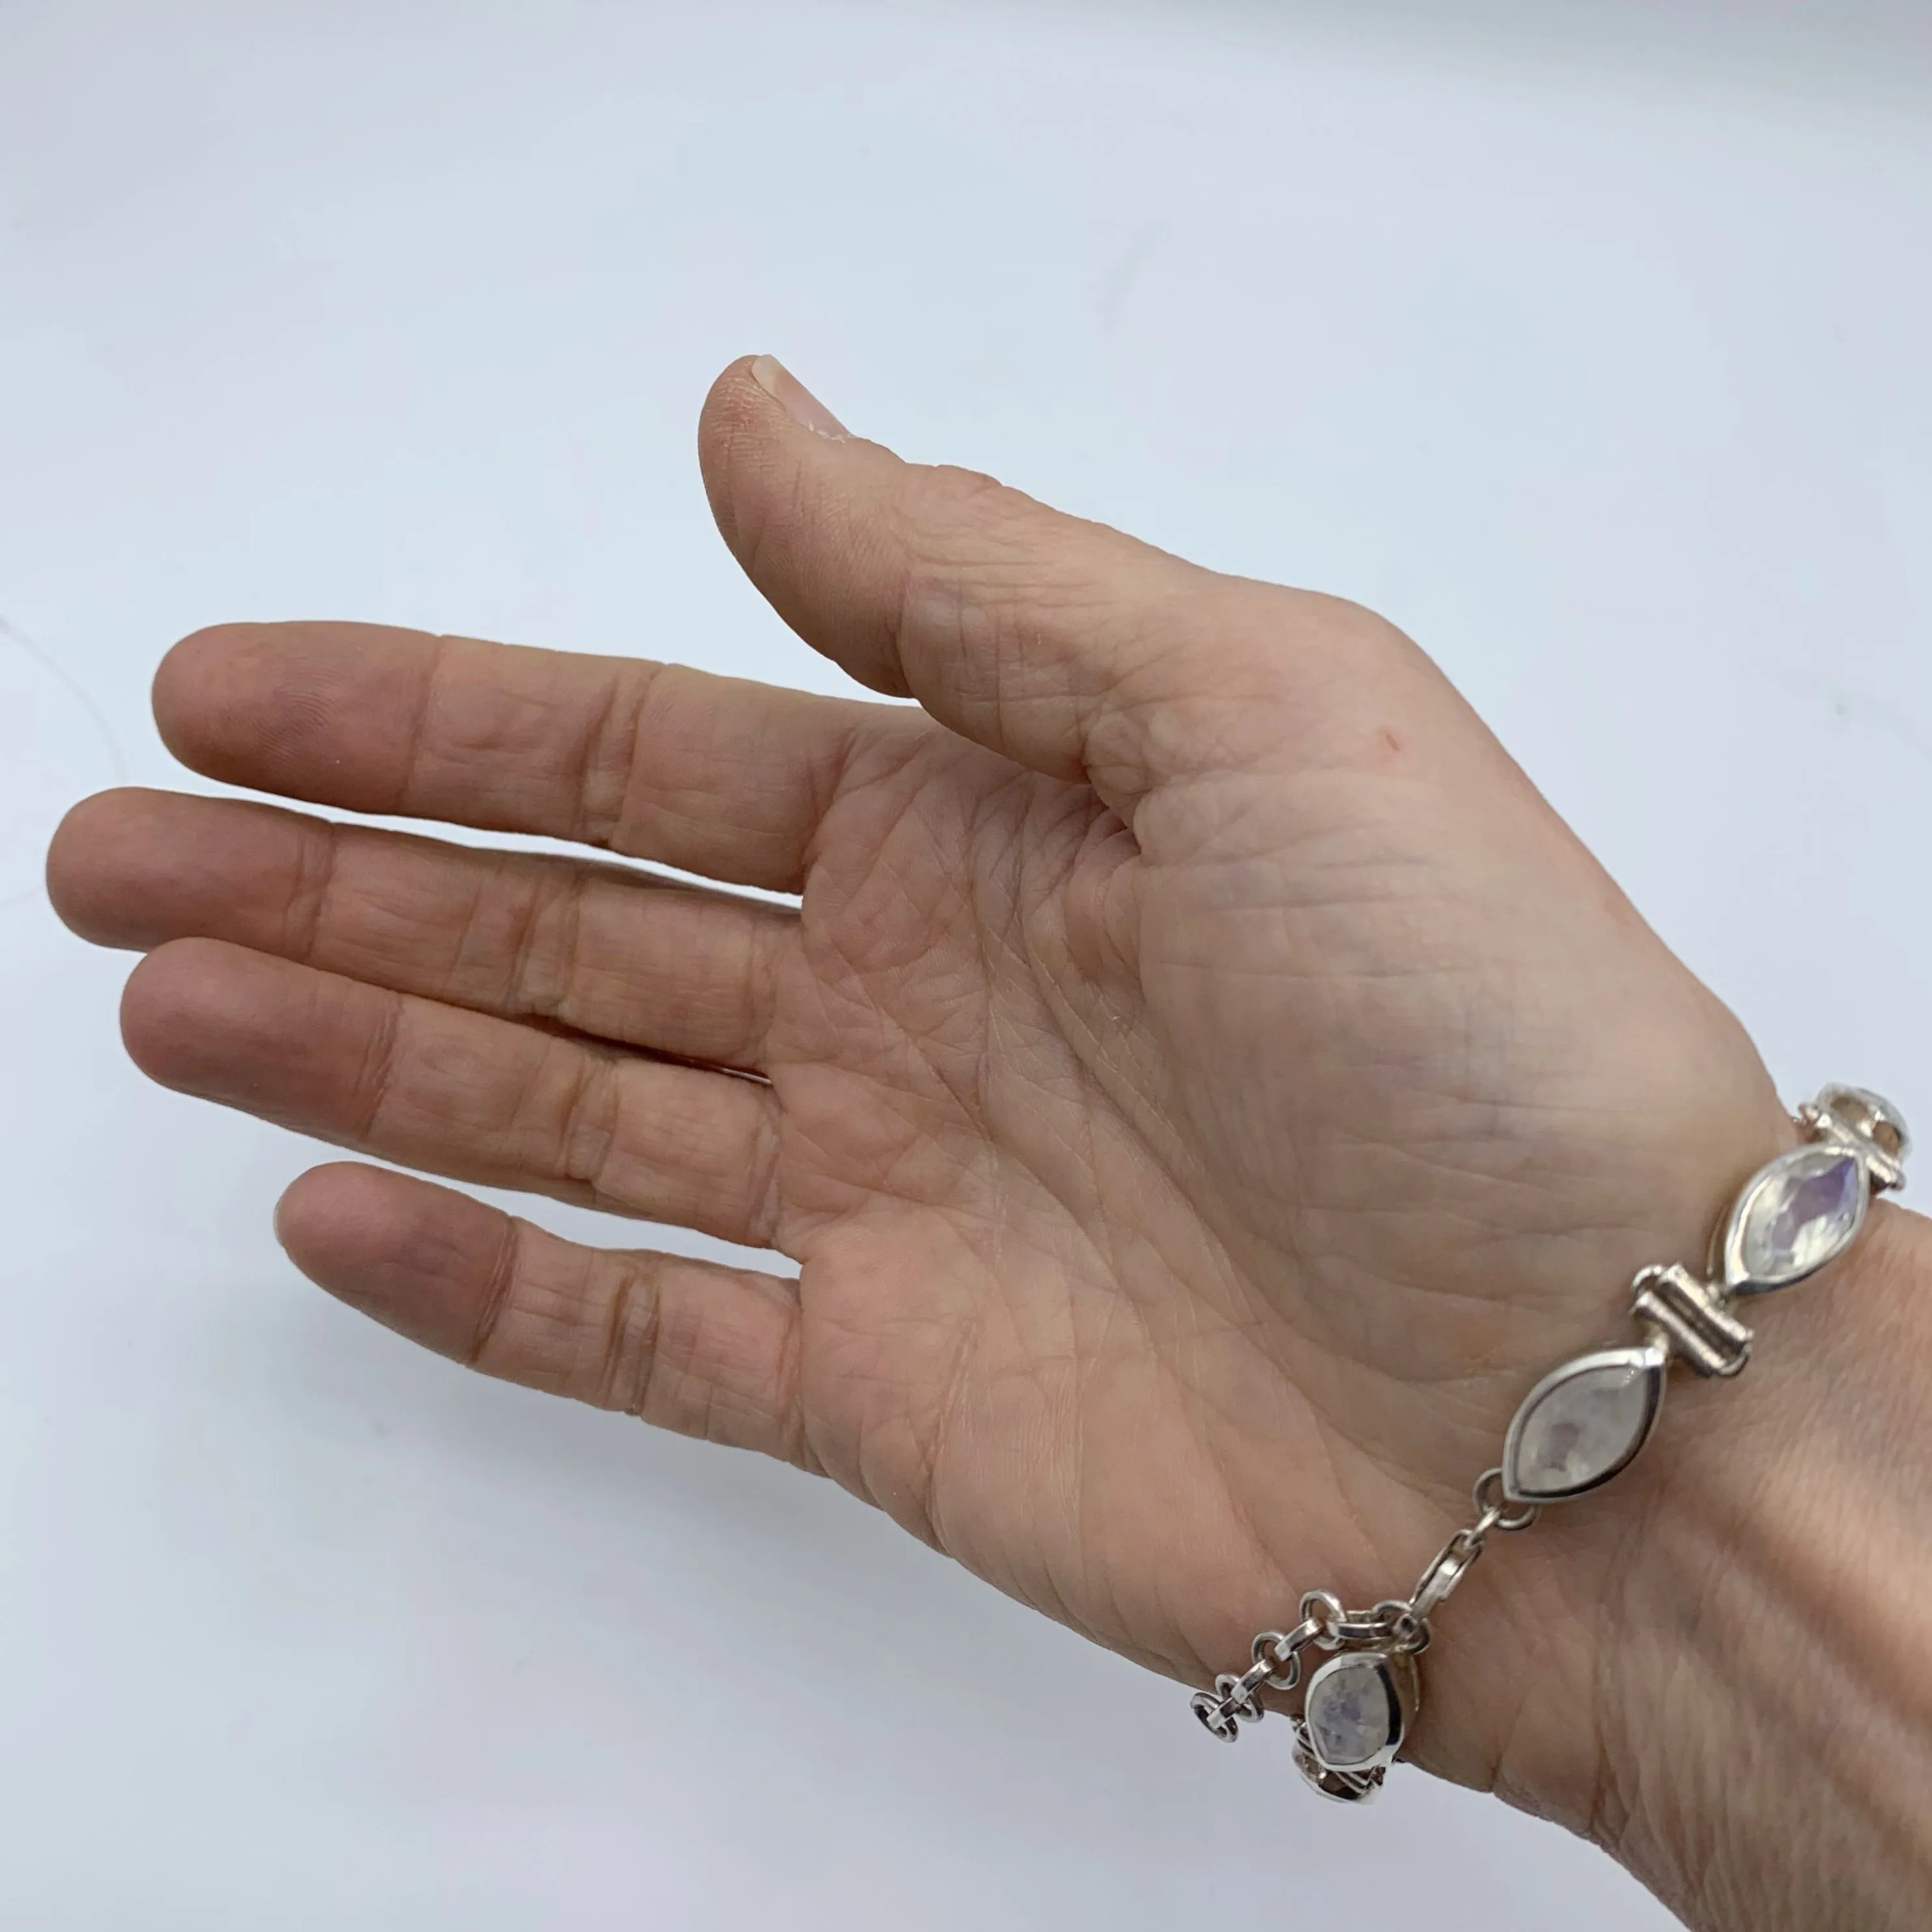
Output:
[
  {"left": 1303, "top": 1654, "right": 1401, "bottom": 1773},
  {"left": 1506, "top": 1352, "right": 1662, "bottom": 1501},
  {"left": 1736, "top": 1148, "right": 1862, "bottom": 1287}
]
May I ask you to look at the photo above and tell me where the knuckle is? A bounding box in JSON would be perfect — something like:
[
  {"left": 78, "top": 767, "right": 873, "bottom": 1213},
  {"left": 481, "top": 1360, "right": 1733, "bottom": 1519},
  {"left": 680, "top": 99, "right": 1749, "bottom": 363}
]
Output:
[
  {"left": 497, "top": 859, "right": 581, "bottom": 1021},
  {"left": 465, "top": 1216, "right": 525, "bottom": 1370},
  {"left": 283, "top": 815, "right": 341, "bottom": 963},
  {"left": 348, "top": 993, "right": 406, "bottom": 1141},
  {"left": 598, "top": 1250, "right": 665, "bottom": 1411},
  {"left": 573, "top": 659, "right": 663, "bottom": 848},
  {"left": 896, "top": 460, "right": 1014, "bottom": 533},
  {"left": 893, "top": 463, "right": 1058, "bottom": 590},
  {"left": 553, "top": 1050, "right": 622, "bottom": 1198}
]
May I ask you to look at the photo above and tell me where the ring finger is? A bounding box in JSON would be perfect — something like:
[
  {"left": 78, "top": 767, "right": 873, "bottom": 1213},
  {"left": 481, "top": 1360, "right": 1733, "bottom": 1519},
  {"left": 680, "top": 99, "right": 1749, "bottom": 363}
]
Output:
[{"left": 122, "top": 937, "right": 784, "bottom": 1249}]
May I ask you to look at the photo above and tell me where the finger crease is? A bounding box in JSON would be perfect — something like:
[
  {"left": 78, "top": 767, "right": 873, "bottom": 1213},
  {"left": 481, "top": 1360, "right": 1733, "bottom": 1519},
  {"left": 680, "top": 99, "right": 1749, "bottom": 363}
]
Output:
[
  {"left": 557, "top": 1049, "right": 624, "bottom": 1200},
  {"left": 585, "top": 660, "right": 665, "bottom": 848},
  {"left": 501, "top": 859, "right": 575, "bottom": 1021},
  {"left": 284, "top": 817, "right": 342, "bottom": 965},
  {"left": 745, "top": 1094, "right": 785, "bottom": 1246},
  {"left": 400, "top": 638, "right": 458, "bottom": 817},
  {"left": 467, "top": 1213, "right": 525, "bottom": 1369},
  {"left": 349, "top": 991, "right": 407, "bottom": 1142},
  {"left": 603, "top": 1252, "right": 659, "bottom": 1411},
  {"left": 619, "top": 1256, "right": 669, "bottom": 1420}
]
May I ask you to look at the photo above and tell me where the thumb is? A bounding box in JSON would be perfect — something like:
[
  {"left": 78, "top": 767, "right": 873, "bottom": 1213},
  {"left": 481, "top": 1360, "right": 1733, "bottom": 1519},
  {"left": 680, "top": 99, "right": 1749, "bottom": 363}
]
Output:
[{"left": 698, "top": 355, "right": 1385, "bottom": 813}]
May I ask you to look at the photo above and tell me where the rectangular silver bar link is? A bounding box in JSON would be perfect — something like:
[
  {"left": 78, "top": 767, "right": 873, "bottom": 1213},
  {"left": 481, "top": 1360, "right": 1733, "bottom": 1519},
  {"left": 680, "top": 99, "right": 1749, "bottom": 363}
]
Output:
[{"left": 1631, "top": 1263, "right": 1752, "bottom": 1378}]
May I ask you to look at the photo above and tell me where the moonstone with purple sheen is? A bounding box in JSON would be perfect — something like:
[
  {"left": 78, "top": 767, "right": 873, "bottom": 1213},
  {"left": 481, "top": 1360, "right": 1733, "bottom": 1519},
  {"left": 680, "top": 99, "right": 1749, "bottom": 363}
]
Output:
[
  {"left": 1303, "top": 1653, "right": 1402, "bottom": 1773},
  {"left": 1737, "top": 1148, "right": 1863, "bottom": 1287},
  {"left": 1505, "top": 1349, "right": 1663, "bottom": 1501}
]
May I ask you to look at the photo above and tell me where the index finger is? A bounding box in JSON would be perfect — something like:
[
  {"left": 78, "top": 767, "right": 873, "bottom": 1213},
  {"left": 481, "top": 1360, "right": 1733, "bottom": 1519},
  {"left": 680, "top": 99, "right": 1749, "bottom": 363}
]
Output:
[{"left": 154, "top": 621, "right": 921, "bottom": 894}]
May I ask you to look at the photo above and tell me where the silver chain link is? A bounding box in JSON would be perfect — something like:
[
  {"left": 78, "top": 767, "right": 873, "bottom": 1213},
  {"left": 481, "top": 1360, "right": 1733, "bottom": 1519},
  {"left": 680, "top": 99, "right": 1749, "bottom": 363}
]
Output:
[
  {"left": 1190, "top": 1474, "right": 1539, "bottom": 1743},
  {"left": 1407, "top": 1468, "right": 1539, "bottom": 1625}
]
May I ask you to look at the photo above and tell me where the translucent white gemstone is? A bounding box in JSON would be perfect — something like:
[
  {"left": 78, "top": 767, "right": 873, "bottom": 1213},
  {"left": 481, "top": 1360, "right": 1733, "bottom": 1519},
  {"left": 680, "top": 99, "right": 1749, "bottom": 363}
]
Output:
[
  {"left": 1506, "top": 1351, "right": 1661, "bottom": 1501},
  {"left": 1303, "top": 1654, "right": 1401, "bottom": 1773},
  {"left": 1737, "top": 1148, "right": 1862, "bottom": 1286}
]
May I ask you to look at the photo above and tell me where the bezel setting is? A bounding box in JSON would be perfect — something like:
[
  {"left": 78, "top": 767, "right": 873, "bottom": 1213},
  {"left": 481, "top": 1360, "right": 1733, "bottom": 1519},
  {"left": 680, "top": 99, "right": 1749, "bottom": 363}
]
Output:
[
  {"left": 1299, "top": 1649, "right": 1414, "bottom": 1778},
  {"left": 1500, "top": 1340, "right": 1668, "bottom": 1505},
  {"left": 1718, "top": 1143, "right": 1870, "bottom": 1297}
]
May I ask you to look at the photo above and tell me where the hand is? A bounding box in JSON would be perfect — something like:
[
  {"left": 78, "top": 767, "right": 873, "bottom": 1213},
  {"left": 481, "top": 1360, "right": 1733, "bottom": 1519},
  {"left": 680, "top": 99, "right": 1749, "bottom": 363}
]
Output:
[{"left": 47, "top": 357, "right": 1932, "bottom": 1929}]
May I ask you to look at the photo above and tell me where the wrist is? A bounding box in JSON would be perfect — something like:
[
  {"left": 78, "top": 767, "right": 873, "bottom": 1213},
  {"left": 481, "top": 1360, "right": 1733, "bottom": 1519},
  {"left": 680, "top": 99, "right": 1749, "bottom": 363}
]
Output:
[
  {"left": 1548, "top": 1201, "right": 1932, "bottom": 1929},
  {"left": 1190, "top": 1068, "right": 1931, "bottom": 1927}
]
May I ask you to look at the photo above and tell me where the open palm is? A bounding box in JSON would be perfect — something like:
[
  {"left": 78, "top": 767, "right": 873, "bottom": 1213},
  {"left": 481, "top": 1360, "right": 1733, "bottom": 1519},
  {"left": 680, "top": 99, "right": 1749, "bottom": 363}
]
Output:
[{"left": 49, "top": 358, "right": 1789, "bottom": 1819}]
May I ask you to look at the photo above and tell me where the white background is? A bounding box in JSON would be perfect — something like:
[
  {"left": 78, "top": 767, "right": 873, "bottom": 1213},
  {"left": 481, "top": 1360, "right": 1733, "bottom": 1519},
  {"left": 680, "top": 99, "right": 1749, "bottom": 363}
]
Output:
[{"left": 4, "top": 2, "right": 1930, "bottom": 1925}]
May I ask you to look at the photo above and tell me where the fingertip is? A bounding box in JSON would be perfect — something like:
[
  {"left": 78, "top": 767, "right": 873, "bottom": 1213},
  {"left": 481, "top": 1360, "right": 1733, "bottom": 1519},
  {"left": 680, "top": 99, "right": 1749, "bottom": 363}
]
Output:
[
  {"left": 152, "top": 621, "right": 427, "bottom": 811},
  {"left": 117, "top": 935, "right": 312, "bottom": 1109},
  {"left": 46, "top": 787, "right": 161, "bottom": 943},
  {"left": 117, "top": 936, "right": 228, "bottom": 1086},
  {"left": 697, "top": 357, "right": 782, "bottom": 553},
  {"left": 697, "top": 353, "right": 874, "bottom": 547},
  {"left": 275, "top": 1163, "right": 509, "bottom": 1359},
  {"left": 747, "top": 355, "right": 851, "bottom": 438},
  {"left": 699, "top": 353, "right": 849, "bottom": 449},
  {"left": 697, "top": 357, "right": 928, "bottom": 703},
  {"left": 152, "top": 624, "right": 267, "bottom": 774},
  {"left": 274, "top": 1160, "right": 399, "bottom": 1271}
]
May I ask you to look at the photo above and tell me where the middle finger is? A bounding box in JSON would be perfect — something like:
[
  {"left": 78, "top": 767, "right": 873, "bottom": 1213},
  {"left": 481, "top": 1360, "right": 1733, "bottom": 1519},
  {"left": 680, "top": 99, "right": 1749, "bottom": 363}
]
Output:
[{"left": 52, "top": 788, "right": 789, "bottom": 1071}]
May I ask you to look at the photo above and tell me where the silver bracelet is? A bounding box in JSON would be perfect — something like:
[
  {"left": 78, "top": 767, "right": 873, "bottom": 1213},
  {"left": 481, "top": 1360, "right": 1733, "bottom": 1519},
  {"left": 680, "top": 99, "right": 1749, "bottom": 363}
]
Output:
[{"left": 1189, "top": 1083, "right": 1911, "bottom": 1802}]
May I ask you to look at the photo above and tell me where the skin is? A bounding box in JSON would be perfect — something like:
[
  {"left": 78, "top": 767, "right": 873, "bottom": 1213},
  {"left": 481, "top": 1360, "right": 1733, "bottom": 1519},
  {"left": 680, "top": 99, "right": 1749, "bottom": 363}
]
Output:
[{"left": 46, "top": 357, "right": 1932, "bottom": 1929}]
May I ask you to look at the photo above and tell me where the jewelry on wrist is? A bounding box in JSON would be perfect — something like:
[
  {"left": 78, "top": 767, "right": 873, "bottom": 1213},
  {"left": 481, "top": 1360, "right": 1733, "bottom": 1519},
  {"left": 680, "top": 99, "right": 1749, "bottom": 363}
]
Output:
[{"left": 1189, "top": 1083, "right": 1911, "bottom": 1803}]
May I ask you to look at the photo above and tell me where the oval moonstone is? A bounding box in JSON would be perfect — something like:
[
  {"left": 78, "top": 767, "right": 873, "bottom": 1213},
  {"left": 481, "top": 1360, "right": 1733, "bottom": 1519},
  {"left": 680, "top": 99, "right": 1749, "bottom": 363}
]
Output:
[
  {"left": 1303, "top": 1653, "right": 1403, "bottom": 1774},
  {"left": 1502, "top": 1346, "right": 1666, "bottom": 1503},
  {"left": 1730, "top": 1146, "right": 1864, "bottom": 1292}
]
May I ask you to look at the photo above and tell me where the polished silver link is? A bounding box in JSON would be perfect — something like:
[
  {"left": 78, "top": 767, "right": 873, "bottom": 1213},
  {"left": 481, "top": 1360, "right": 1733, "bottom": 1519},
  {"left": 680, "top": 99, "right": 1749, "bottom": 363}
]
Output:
[
  {"left": 1405, "top": 1472, "right": 1538, "bottom": 1623},
  {"left": 1370, "top": 1599, "right": 1428, "bottom": 1652},
  {"left": 1470, "top": 1467, "right": 1539, "bottom": 1536},
  {"left": 1233, "top": 1657, "right": 1275, "bottom": 1705},
  {"left": 1631, "top": 1262, "right": 1753, "bottom": 1377},
  {"left": 1187, "top": 1084, "right": 1906, "bottom": 1803},
  {"left": 1409, "top": 1526, "right": 1481, "bottom": 1624},
  {"left": 1191, "top": 1670, "right": 1264, "bottom": 1740},
  {"left": 1329, "top": 1608, "right": 1402, "bottom": 1646},
  {"left": 1252, "top": 1622, "right": 1318, "bottom": 1690},
  {"left": 1298, "top": 1590, "right": 1346, "bottom": 1649},
  {"left": 1800, "top": 1086, "right": 1909, "bottom": 1191},
  {"left": 1191, "top": 1618, "right": 1323, "bottom": 1736}
]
